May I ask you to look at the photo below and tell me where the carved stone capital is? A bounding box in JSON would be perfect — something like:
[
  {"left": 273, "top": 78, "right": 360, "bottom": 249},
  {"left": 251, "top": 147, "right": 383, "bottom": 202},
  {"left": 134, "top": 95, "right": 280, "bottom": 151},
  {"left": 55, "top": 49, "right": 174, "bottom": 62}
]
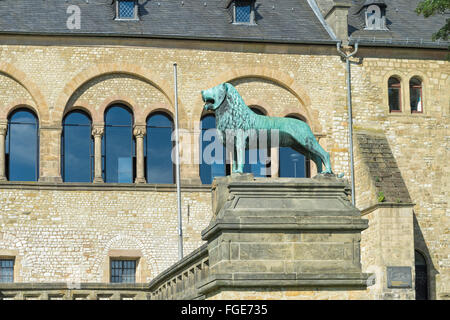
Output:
[
  {"left": 91, "top": 126, "right": 104, "bottom": 137},
  {"left": 0, "top": 124, "right": 7, "bottom": 136},
  {"left": 133, "top": 126, "right": 146, "bottom": 138}
]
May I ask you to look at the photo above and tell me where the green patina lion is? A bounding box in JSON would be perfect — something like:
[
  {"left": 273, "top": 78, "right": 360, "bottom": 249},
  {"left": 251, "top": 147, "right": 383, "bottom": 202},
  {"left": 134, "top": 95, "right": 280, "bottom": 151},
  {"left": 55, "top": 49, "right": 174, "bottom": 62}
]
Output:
[{"left": 201, "top": 83, "right": 333, "bottom": 175}]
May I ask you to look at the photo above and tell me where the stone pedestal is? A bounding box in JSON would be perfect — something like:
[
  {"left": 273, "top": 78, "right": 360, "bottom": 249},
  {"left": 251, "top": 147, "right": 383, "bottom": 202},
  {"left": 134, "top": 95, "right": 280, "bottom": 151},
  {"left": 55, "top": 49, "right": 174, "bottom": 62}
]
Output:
[{"left": 198, "top": 174, "right": 372, "bottom": 299}]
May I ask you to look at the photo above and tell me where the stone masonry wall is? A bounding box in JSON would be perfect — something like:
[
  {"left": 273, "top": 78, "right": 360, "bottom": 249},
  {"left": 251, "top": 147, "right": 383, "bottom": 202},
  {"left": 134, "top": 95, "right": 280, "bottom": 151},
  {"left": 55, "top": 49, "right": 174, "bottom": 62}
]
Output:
[{"left": 0, "top": 185, "right": 212, "bottom": 283}]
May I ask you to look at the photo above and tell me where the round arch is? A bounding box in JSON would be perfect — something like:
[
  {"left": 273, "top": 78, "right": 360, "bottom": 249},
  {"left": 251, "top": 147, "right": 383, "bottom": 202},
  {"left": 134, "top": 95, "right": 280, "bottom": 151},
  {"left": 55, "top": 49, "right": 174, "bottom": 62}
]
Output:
[
  {"left": 0, "top": 62, "right": 49, "bottom": 124},
  {"left": 197, "top": 67, "right": 320, "bottom": 132},
  {"left": 62, "top": 102, "right": 95, "bottom": 123},
  {"left": 53, "top": 63, "right": 185, "bottom": 125},
  {"left": 143, "top": 105, "right": 175, "bottom": 125},
  {"left": 248, "top": 104, "right": 268, "bottom": 116},
  {"left": 100, "top": 97, "right": 138, "bottom": 125},
  {"left": 4, "top": 101, "right": 41, "bottom": 124}
]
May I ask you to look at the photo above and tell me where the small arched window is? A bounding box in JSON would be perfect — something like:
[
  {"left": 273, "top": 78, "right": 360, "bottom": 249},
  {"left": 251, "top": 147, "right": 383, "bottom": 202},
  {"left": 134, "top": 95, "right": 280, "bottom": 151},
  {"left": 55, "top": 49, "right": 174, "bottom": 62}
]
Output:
[
  {"left": 103, "top": 105, "right": 135, "bottom": 183},
  {"left": 279, "top": 115, "right": 310, "bottom": 178},
  {"left": 415, "top": 251, "right": 429, "bottom": 300},
  {"left": 199, "top": 114, "right": 228, "bottom": 184},
  {"left": 6, "top": 108, "right": 39, "bottom": 181},
  {"left": 388, "top": 76, "right": 402, "bottom": 113},
  {"left": 244, "top": 107, "right": 270, "bottom": 177},
  {"left": 410, "top": 77, "right": 423, "bottom": 113},
  {"left": 145, "top": 112, "right": 174, "bottom": 184},
  {"left": 62, "top": 111, "right": 93, "bottom": 182}
]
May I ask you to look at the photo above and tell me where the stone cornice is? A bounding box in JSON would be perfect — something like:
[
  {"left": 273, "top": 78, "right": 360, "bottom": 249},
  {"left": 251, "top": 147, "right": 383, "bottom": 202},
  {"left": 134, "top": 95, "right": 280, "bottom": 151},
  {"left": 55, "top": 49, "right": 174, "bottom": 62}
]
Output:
[
  {"left": 360, "top": 202, "right": 415, "bottom": 216},
  {"left": 0, "top": 182, "right": 211, "bottom": 193}
]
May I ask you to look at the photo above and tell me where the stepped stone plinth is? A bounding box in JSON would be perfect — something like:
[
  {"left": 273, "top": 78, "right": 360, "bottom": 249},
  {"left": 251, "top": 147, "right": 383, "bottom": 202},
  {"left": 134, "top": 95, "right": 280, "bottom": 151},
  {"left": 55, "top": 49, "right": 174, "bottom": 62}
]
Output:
[{"left": 198, "top": 174, "right": 372, "bottom": 297}]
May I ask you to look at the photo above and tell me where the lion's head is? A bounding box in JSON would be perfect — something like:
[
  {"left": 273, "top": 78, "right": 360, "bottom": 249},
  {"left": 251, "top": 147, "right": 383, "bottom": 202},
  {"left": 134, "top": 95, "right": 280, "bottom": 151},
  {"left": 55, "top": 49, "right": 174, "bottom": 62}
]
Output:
[{"left": 201, "top": 83, "right": 228, "bottom": 111}]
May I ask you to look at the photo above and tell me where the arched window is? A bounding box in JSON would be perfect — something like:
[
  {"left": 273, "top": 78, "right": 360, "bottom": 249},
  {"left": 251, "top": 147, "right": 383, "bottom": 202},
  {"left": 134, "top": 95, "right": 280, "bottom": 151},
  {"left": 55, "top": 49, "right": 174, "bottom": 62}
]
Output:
[
  {"left": 199, "top": 114, "right": 227, "bottom": 184},
  {"left": 244, "top": 107, "right": 270, "bottom": 177},
  {"left": 5, "top": 108, "right": 39, "bottom": 181},
  {"left": 388, "top": 76, "right": 402, "bottom": 113},
  {"left": 103, "top": 105, "right": 135, "bottom": 183},
  {"left": 410, "top": 77, "right": 423, "bottom": 113},
  {"left": 279, "top": 115, "right": 310, "bottom": 178},
  {"left": 415, "top": 251, "right": 428, "bottom": 300},
  {"left": 62, "top": 111, "right": 93, "bottom": 182},
  {"left": 145, "top": 112, "right": 174, "bottom": 184}
]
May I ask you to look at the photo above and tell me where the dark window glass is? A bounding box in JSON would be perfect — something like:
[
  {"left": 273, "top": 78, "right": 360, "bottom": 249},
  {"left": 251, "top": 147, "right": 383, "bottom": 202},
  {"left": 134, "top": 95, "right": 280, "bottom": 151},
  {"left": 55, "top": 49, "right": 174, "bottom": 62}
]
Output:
[
  {"left": 410, "top": 77, "right": 423, "bottom": 113},
  {"left": 6, "top": 109, "right": 39, "bottom": 181},
  {"left": 415, "top": 251, "right": 428, "bottom": 300},
  {"left": 200, "top": 114, "right": 226, "bottom": 184},
  {"left": 146, "top": 113, "right": 174, "bottom": 184},
  {"left": 235, "top": 1, "right": 252, "bottom": 23},
  {"left": 118, "top": 1, "right": 135, "bottom": 19},
  {"left": 110, "top": 259, "right": 136, "bottom": 284},
  {"left": 244, "top": 108, "right": 270, "bottom": 177},
  {"left": 103, "top": 105, "right": 134, "bottom": 183},
  {"left": 0, "top": 259, "right": 14, "bottom": 283},
  {"left": 62, "top": 111, "right": 93, "bottom": 182},
  {"left": 388, "top": 77, "right": 401, "bottom": 112},
  {"left": 279, "top": 116, "right": 308, "bottom": 178}
]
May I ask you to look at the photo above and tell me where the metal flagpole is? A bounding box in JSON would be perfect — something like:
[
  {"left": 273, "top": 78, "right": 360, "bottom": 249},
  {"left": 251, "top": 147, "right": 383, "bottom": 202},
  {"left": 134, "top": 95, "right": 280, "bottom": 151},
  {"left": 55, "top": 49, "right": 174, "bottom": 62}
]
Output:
[
  {"left": 173, "top": 63, "right": 183, "bottom": 260},
  {"left": 337, "top": 42, "right": 359, "bottom": 206}
]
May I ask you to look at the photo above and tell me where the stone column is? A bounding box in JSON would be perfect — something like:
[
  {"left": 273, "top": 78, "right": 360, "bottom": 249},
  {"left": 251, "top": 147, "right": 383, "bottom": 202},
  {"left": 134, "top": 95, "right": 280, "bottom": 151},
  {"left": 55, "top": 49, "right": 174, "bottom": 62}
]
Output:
[
  {"left": 270, "top": 146, "right": 279, "bottom": 178},
  {"left": 0, "top": 123, "right": 7, "bottom": 181},
  {"left": 133, "top": 125, "right": 146, "bottom": 184},
  {"left": 92, "top": 126, "right": 104, "bottom": 183}
]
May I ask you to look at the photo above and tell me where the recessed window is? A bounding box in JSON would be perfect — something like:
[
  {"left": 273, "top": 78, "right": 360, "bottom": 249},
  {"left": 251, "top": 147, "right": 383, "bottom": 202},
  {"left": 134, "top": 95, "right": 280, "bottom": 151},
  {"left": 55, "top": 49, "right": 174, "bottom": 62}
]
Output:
[
  {"left": 62, "top": 111, "right": 94, "bottom": 182},
  {"left": 0, "top": 259, "right": 14, "bottom": 283},
  {"left": 146, "top": 113, "right": 175, "bottom": 184},
  {"left": 110, "top": 259, "right": 136, "bottom": 283},
  {"left": 233, "top": 0, "right": 254, "bottom": 24},
  {"left": 103, "top": 105, "right": 135, "bottom": 183},
  {"left": 415, "top": 251, "right": 428, "bottom": 300},
  {"left": 116, "top": 0, "right": 138, "bottom": 20},
  {"left": 243, "top": 107, "right": 270, "bottom": 177},
  {"left": 388, "top": 77, "right": 402, "bottom": 113},
  {"left": 199, "top": 114, "right": 229, "bottom": 184},
  {"left": 410, "top": 77, "right": 423, "bottom": 113},
  {"left": 6, "top": 108, "right": 39, "bottom": 181},
  {"left": 279, "top": 116, "right": 310, "bottom": 178}
]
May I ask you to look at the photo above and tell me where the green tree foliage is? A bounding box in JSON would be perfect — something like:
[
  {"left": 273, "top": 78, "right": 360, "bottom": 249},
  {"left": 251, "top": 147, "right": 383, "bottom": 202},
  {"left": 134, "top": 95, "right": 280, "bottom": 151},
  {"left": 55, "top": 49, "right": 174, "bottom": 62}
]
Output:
[{"left": 416, "top": 0, "right": 450, "bottom": 41}]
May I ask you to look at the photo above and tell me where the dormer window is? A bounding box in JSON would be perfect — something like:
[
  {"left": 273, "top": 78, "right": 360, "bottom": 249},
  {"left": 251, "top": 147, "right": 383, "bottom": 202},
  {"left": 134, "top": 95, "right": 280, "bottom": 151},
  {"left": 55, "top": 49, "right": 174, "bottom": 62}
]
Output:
[
  {"left": 233, "top": 0, "right": 255, "bottom": 25},
  {"left": 363, "top": 0, "right": 387, "bottom": 30},
  {"left": 116, "top": 0, "right": 138, "bottom": 21}
]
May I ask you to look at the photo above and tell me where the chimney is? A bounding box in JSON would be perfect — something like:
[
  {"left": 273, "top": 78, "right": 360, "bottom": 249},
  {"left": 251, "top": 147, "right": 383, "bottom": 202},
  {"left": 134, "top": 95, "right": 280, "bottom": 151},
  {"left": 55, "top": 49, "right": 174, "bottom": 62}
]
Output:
[{"left": 324, "top": 0, "right": 352, "bottom": 44}]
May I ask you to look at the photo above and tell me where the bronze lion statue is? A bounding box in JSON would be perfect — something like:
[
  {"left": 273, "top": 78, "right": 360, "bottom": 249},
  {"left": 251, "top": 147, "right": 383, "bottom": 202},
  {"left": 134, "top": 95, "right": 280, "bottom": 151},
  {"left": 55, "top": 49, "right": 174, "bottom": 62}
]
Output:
[{"left": 201, "top": 83, "right": 333, "bottom": 175}]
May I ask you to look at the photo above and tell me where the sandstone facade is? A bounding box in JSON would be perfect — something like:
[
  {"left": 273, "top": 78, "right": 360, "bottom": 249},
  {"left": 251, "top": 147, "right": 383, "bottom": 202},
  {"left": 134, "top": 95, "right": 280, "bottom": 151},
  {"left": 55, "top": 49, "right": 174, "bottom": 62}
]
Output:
[{"left": 0, "top": 35, "right": 448, "bottom": 299}]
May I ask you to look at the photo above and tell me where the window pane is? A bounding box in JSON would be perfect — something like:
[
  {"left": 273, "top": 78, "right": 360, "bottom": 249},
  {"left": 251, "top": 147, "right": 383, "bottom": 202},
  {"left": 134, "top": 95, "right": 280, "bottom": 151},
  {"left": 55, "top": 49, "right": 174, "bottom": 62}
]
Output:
[
  {"left": 62, "top": 111, "right": 93, "bottom": 182},
  {"left": 200, "top": 115, "right": 226, "bottom": 184},
  {"left": 279, "top": 147, "right": 306, "bottom": 178},
  {"left": 104, "top": 106, "right": 134, "bottom": 183},
  {"left": 410, "top": 78, "right": 423, "bottom": 112},
  {"left": 279, "top": 116, "right": 307, "bottom": 178},
  {"left": 110, "top": 259, "right": 136, "bottom": 284},
  {"left": 235, "top": 1, "right": 251, "bottom": 23},
  {"left": 146, "top": 113, "right": 174, "bottom": 184},
  {"left": 118, "top": 1, "right": 135, "bottom": 19},
  {"left": 0, "top": 259, "right": 14, "bottom": 283},
  {"left": 7, "top": 109, "right": 39, "bottom": 181},
  {"left": 388, "top": 77, "right": 401, "bottom": 112}
]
